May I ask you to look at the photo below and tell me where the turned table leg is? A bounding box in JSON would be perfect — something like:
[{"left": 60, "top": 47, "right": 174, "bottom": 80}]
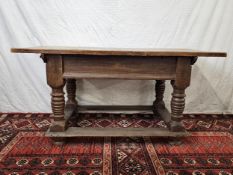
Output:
[
  {"left": 50, "top": 85, "right": 66, "bottom": 131},
  {"left": 49, "top": 83, "right": 67, "bottom": 145},
  {"left": 65, "top": 79, "right": 78, "bottom": 122},
  {"left": 46, "top": 55, "right": 67, "bottom": 144},
  {"left": 65, "top": 79, "right": 78, "bottom": 120},
  {"left": 153, "top": 80, "right": 165, "bottom": 108},
  {"left": 153, "top": 80, "right": 166, "bottom": 115},
  {"left": 153, "top": 80, "right": 171, "bottom": 124},
  {"left": 169, "top": 57, "right": 192, "bottom": 132},
  {"left": 66, "top": 79, "right": 77, "bottom": 106},
  {"left": 170, "top": 80, "right": 186, "bottom": 131}
]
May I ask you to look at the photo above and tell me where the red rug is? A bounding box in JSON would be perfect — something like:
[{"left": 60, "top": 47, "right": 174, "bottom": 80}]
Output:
[{"left": 0, "top": 113, "right": 233, "bottom": 175}]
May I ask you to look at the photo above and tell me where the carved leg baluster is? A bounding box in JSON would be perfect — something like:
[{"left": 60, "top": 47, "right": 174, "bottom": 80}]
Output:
[
  {"left": 51, "top": 86, "right": 66, "bottom": 129},
  {"left": 49, "top": 85, "right": 67, "bottom": 145},
  {"left": 170, "top": 80, "right": 186, "bottom": 132},
  {"left": 153, "top": 80, "right": 165, "bottom": 107},
  {"left": 66, "top": 79, "right": 77, "bottom": 106},
  {"left": 46, "top": 55, "right": 67, "bottom": 145},
  {"left": 65, "top": 79, "right": 78, "bottom": 122},
  {"left": 153, "top": 80, "right": 171, "bottom": 124},
  {"left": 169, "top": 57, "right": 192, "bottom": 133}
]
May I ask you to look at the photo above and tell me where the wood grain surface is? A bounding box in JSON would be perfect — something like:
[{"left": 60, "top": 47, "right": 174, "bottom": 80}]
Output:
[
  {"left": 11, "top": 46, "right": 227, "bottom": 57},
  {"left": 46, "top": 127, "right": 189, "bottom": 137}
]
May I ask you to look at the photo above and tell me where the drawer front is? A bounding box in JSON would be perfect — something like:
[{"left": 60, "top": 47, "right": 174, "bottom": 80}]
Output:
[{"left": 63, "top": 55, "right": 177, "bottom": 80}]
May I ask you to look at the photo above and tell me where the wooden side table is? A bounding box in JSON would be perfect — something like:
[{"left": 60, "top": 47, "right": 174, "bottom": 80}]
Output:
[{"left": 11, "top": 47, "right": 226, "bottom": 144}]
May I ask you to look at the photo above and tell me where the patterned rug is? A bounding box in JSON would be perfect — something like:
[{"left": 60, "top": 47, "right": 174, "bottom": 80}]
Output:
[{"left": 0, "top": 113, "right": 233, "bottom": 175}]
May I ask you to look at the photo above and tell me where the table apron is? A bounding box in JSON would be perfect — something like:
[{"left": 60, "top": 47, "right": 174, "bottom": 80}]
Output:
[{"left": 62, "top": 55, "right": 177, "bottom": 80}]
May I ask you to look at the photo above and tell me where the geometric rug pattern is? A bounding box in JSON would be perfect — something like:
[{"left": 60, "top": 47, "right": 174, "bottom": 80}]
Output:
[{"left": 0, "top": 113, "right": 232, "bottom": 175}]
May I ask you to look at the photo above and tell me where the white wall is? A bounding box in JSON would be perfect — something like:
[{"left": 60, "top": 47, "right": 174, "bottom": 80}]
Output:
[{"left": 0, "top": 0, "right": 232, "bottom": 113}]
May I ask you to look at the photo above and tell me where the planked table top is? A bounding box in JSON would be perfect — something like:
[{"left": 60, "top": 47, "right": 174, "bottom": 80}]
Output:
[{"left": 11, "top": 46, "right": 227, "bottom": 57}]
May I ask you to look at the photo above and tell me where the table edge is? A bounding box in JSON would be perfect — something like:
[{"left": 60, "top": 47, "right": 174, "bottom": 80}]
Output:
[{"left": 11, "top": 48, "right": 227, "bottom": 57}]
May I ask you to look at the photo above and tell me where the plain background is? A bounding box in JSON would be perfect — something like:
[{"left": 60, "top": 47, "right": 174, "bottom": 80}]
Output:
[{"left": 0, "top": 0, "right": 232, "bottom": 113}]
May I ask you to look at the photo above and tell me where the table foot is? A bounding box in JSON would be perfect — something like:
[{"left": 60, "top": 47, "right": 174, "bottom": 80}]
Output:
[
  {"left": 153, "top": 101, "right": 171, "bottom": 123},
  {"left": 170, "top": 121, "right": 185, "bottom": 132},
  {"left": 50, "top": 120, "right": 67, "bottom": 132}
]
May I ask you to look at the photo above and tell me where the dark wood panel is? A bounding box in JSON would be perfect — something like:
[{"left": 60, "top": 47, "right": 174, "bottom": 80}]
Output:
[
  {"left": 11, "top": 46, "right": 227, "bottom": 57},
  {"left": 63, "top": 56, "right": 176, "bottom": 79},
  {"left": 46, "top": 127, "right": 189, "bottom": 137}
]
